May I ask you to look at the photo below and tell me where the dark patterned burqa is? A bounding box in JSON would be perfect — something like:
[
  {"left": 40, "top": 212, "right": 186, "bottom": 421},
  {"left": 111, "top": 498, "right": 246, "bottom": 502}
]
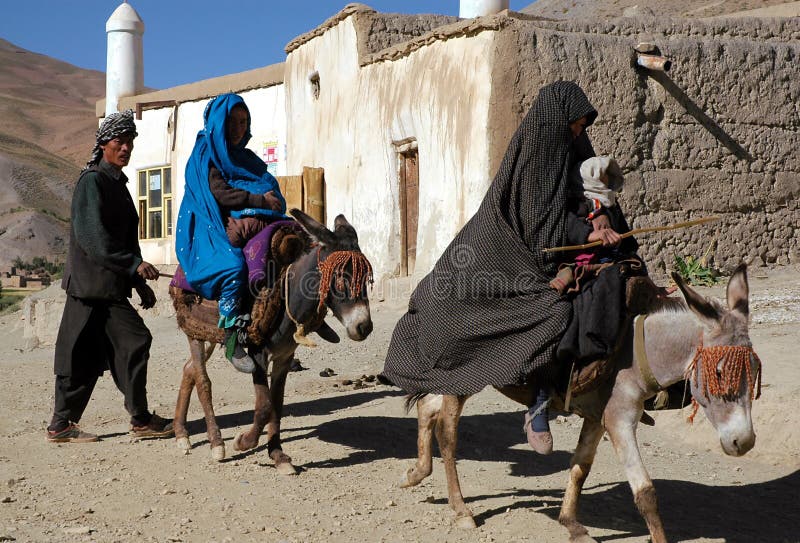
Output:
[{"left": 383, "top": 82, "right": 598, "bottom": 395}]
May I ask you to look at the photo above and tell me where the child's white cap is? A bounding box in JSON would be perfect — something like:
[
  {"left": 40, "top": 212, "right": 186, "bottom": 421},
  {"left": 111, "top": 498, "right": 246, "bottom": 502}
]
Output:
[{"left": 580, "top": 156, "right": 624, "bottom": 192}]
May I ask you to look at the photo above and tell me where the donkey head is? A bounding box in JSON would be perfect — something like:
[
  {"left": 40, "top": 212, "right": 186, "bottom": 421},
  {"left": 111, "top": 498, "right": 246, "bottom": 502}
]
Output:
[
  {"left": 290, "top": 208, "right": 373, "bottom": 341},
  {"left": 671, "top": 264, "right": 759, "bottom": 456}
]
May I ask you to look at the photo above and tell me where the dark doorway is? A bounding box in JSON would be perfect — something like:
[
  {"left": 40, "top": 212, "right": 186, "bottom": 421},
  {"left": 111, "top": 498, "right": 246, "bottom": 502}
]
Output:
[{"left": 399, "top": 149, "right": 419, "bottom": 277}]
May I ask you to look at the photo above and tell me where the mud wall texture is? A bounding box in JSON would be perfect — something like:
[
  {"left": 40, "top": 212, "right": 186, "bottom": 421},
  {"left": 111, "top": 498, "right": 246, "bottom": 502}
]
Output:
[
  {"left": 492, "top": 15, "right": 799, "bottom": 275},
  {"left": 356, "top": 12, "right": 460, "bottom": 58}
]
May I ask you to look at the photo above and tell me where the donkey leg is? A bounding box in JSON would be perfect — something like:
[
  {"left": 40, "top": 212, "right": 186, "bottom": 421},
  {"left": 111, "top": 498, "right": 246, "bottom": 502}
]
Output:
[
  {"left": 174, "top": 355, "right": 196, "bottom": 452},
  {"left": 174, "top": 340, "right": 216, "bottom": 452},
  {"left": 559, "top": 418, "right": 605, "bottom": 543},
  {"left": 265, "top": 355, "right": 297, "bottom": 475},
  {"left": 401, "top": 394, "right": 442, "bottom": 488},
  {"left": 188, "top": 339, "right": 225, "bottom": 462},
  {"left": 235, "top": 352, "right": 296, "bottom": 474},
  {"left": 605, "top": 402, "right": 667, "bottom": 543},
  {"left": 233, "top": 359, "right": 271, "bottom": 452},
  {"left": 435, "top": 395, "right": 475, "bottom": 529}
]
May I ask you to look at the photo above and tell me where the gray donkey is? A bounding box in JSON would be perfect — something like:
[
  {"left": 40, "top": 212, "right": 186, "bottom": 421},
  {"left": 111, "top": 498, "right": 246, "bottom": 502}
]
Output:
[
  {"left": 171, "top": 209, "right": 374, "bottom": 473},
  {"left": 401, "top": 264, "right": 761, "bottom": 543}
]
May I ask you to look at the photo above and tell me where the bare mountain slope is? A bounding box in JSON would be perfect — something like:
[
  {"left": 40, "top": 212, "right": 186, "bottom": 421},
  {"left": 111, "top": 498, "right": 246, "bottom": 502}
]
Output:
[
  {"left": 0, "top": 38, "right": 105, "bottom": 267},
  {"left": 0, "top": 38, "right": 104, "bottom": 167},
  {"left": 521, "top": 0, "right": 796, "bottom": 19}
]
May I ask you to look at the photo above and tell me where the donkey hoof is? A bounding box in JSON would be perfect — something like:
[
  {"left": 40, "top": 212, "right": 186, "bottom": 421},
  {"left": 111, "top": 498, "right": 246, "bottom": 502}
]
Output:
[
  {"left": 211, "top": 444, "right": 226, "bottom": 462},
  {"left": 275, "top": 462, "right": 298, "bottom": 476},
  {"left": 399, "top": 468, "right": 418, "bottom": 488},
  {"left": 233, "top": 432, "right": 255, "bottom": 452},
  {"left": 175, "top": 436, "right": 191, "bottom": 452},
  {"left": 454, "top": 515, "right": 477, "bottom": 529}
]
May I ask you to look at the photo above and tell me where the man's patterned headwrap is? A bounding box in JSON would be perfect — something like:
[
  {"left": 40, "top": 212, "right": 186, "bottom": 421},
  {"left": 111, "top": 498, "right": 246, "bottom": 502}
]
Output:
[{"left": 85, "top": 109, "right": 138, "bottom": 169}]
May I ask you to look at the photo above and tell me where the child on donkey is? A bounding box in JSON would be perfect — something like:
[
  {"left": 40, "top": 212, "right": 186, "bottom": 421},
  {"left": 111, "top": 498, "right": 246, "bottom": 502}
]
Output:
[
  {"left": 177, "top": 93, "right": 288, "bottom": 373},
  {"left": 524, "top": 156, "right": 646, "bottom": 454}
]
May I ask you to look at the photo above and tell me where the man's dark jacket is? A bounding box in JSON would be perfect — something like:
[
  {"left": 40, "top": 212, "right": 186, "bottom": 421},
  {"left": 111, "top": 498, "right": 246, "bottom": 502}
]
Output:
[{"left": 62, "top": 160, "right": 144, "bottom": 301}]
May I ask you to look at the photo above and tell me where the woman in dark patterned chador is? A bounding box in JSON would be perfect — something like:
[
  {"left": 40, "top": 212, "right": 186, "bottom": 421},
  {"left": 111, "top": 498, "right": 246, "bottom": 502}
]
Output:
[{"left": 382, "top": 81, "right": 625, "bottom": 454}]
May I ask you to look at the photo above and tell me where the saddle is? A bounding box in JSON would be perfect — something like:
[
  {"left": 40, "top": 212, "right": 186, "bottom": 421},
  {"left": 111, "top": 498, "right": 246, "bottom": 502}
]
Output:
[
  {"left": 563, "top": 274, "right": 671, "bottom": 399},
  {"left": 170, "top": 221, "right": 307, "bottom": 346}
]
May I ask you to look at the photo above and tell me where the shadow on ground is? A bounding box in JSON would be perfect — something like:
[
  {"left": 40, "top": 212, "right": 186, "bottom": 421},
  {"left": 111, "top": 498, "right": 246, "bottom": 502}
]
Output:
[
  {"left": 299, "top": 406, "right": 800, "bottom": 543},
  {"left": 307, "top": 409, "right": 571, "bottom": 475},
  {"left": 185, "top": 387, "right": 405, "bottom": 436},
  {"left": 182, "top": 387, "right": 799, "bottom": 542},
  {"left": 525, "top": 469, "right": 800, "bottom": 543}
]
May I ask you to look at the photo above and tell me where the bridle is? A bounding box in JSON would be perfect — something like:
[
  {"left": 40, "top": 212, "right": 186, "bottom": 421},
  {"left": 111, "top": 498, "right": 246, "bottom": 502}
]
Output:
[
  {"left": 283, "top": 246, "right": 373, "bottom": 347},
  {"left": 633, "top": 314, "right": 762, "bottom": 423}
]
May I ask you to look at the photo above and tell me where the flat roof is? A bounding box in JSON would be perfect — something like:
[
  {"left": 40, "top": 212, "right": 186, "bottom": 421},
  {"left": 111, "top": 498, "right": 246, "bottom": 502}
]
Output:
[{"left": 96, "top": 62, "right": 284, "bottom": 118}]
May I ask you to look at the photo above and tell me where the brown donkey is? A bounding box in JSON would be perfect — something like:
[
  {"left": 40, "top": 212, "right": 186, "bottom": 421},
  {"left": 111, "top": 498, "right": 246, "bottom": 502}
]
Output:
[
  {"left": 171, "top": 209, "right": 373, "bottom": 473},
  {"left": 401, "top": 265, "right": 761, "bottom": 542}
]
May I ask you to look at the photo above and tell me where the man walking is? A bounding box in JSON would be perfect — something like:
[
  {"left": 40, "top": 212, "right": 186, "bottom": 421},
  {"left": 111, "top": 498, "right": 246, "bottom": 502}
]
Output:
[{"left": 46, "top": 109, "right": 173, "bottom": 442}]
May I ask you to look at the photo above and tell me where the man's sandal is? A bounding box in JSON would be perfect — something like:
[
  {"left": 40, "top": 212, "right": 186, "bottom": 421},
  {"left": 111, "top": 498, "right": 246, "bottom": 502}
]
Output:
[
  {"left": 46, "top": 423, "right": 99, "bottom": 443},
  {"left": 130, "top": 414, "right": 174, "bottom": 439}
]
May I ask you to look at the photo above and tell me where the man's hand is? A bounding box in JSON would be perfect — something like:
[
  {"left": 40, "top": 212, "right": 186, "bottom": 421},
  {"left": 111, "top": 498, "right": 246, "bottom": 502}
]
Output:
[
  {"left": 591, "top": 214, "right": 611, "bottom": 231},
  {"left": 136, "top": 261, "right": 159, "bottom": 280},
  {"left": 136, "top": 284, "right": 156, "bottom": 309},
  {"left": 263, "top": 191, "right": 282, "bottom": 211},
  {"left": 587, "top": 228, "right": 622, "bottom": 247}
]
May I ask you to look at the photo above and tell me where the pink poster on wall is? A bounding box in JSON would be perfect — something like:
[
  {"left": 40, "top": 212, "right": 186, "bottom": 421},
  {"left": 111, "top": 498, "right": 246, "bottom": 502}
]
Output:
[{"left": 262, "top": 140, "right": 279, "bottom": 175}]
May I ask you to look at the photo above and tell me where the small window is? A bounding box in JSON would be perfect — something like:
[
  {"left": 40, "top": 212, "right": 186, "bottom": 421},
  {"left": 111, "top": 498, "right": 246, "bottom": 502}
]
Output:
[
  {"left": 137, "top": 166, "right": 172, "bottom": 239},
  {"left": 309, "top": 71, "right": 320, "bottom": 100},
  {"left": 148, "top": 170, "right": 162, "bottom": 207}
]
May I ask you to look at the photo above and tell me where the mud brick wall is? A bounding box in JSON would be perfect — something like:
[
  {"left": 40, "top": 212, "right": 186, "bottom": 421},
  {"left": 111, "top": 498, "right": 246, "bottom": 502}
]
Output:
[{"left": 493, "top": 15, "right": 799, "bottom": 275}]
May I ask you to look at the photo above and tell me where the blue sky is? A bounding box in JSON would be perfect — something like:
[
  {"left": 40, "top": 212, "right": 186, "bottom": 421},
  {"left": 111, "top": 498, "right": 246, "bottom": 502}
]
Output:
[{"left": 1, "top": 1, "right": 531, "bottom": 90}]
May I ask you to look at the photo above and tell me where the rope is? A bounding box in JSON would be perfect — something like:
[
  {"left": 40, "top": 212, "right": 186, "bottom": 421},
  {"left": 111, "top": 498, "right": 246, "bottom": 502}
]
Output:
[
  {"left": 283, "top": 262, "right": 319, "bottom": 347},
  {"left": 684, "top": 345, "right": 762, "bottom": 424}
]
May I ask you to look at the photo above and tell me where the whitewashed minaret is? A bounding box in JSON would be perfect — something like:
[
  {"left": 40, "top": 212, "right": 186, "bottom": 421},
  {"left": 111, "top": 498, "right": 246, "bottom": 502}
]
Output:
[
  {"left": 459, "top": 0, "right": 509, "bottom": 18},
  {"left": 105, "top": 1, "right": 144, "bottom": 115}
]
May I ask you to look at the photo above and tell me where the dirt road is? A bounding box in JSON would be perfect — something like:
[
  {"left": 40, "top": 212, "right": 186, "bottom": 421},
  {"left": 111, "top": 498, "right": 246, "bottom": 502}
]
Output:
[{"left": 1, "top": 268, "right": 798, "bottom": 542}]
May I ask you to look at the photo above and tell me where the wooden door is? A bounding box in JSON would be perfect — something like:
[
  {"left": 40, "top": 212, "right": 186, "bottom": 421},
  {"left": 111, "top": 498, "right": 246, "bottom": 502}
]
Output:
[
  {"left": 399, "top": 150, "right": 419, "bottom": 276},
  {"left": 277, "top": 175, "right": 303, "bottom": 212},
  {"left": 302, "top": 166, "right": 325, "bottom": 224},
  {"left": 277, "top": 168, "right": 325, "bottom": 222}
]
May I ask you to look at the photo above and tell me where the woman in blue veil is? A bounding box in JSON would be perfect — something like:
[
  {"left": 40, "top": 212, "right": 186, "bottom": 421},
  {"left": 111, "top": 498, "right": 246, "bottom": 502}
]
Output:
[{"left": 176, "top": 93, "right": 286, "bottom": 372}]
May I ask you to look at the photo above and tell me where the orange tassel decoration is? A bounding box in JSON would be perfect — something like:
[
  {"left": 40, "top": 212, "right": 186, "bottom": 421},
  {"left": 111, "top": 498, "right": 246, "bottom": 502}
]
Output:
[
  {"left": 684, "top": 345, "right": 762, "bottom": 424},
  {"left": 317, "top": 250, "right": 373, "bottom": 311}
]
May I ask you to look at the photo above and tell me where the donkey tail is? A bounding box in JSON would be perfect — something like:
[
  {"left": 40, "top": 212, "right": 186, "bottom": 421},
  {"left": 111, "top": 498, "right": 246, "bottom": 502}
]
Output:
[{"left": 404, "top": 392, "right": 428, "bottom": 413}]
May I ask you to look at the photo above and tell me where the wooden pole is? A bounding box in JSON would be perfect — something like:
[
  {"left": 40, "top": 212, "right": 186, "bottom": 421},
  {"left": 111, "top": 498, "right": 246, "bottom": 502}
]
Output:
[{"left": 542, "top": 216, "right": 720, "bottom": 253}]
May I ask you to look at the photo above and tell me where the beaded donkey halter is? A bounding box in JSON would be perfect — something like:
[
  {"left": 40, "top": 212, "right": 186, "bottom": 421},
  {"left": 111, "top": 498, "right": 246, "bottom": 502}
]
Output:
[
  {"left": 283, "top": 247, "right": 373, "bottom": 348},
  {"left": 684, "top": 344, "right": 762, "bottom": 423},
  {"left": 316, "top": 248, "right": 374, "bottom": 312}
]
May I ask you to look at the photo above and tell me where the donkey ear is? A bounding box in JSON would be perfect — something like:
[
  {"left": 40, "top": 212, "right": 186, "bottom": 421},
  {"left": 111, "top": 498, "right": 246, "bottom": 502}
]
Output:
[
  {"left": 314, "top": 321, "right": 341, "bottom": 343},
  {"left": 289, "top": 208, "right": 336, "bottom": 247},
  {"left": 726, "top": 263, "right": 749, "bottom": 316},
  {"left": 333, "top": 214, "right": 352, "bottom": 231},
  {"left": 333, "top": 214, "right": 359, "bottom": 244},
  {"left": 671, "top": 271, "right": 721, "bottom": 324}
]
